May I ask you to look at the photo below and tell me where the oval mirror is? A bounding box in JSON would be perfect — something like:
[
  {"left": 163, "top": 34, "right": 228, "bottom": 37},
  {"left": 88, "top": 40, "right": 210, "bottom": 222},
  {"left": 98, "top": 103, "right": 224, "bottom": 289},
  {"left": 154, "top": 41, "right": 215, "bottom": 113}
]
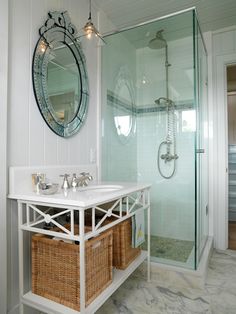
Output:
[
  {"left": 113, "top": 66, "right": 136, "bottom": 143},
  {"left": 32, "top": 11, "right": 89, "bottom": 137}
]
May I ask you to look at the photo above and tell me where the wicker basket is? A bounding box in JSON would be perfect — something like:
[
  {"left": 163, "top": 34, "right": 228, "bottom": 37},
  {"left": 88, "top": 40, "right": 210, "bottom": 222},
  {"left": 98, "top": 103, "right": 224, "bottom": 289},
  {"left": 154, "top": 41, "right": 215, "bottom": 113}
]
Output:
[
  {"left": 103, "top": 215, "right": 141, "bottom": 270},
  {"left": 31, "top": 226, "right": 113, "bottom": 311}
]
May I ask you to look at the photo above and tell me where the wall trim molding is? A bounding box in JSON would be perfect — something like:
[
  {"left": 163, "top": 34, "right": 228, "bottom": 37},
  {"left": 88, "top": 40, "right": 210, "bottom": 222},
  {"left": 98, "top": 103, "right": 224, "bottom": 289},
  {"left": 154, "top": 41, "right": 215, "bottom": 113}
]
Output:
[
  {"left": 215, "top": 53, "right": 236, "bottom": 249},
  {"left": 0, "top": 0, "right": 8, "bottom": 312},
  {"left": 204, "top": 31, "right": 214, "bottom": 238},
  {"left": 97, "top": 10, "right": 102, "bottom": 181}
]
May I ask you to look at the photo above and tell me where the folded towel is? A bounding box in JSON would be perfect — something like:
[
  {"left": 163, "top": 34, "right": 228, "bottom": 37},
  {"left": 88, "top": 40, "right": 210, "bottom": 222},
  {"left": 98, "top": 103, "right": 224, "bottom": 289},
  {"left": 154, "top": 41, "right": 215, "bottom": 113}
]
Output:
[{"left": 132, "top": 211, "right": 145, "bottom": 248}]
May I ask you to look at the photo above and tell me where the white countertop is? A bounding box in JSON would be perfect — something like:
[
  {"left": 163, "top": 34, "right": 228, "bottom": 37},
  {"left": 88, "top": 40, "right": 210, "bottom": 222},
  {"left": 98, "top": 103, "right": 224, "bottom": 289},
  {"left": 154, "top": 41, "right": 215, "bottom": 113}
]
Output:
[{"left": 8, "top": 182, "right": 151, "bottom": 208}]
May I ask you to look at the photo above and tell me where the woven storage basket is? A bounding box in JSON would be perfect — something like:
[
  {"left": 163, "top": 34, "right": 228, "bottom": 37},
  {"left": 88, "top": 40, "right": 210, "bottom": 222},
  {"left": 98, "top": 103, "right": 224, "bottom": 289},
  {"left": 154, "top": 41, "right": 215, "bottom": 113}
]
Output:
[
  {"left": 103, "top": 215, "right": 141, "bottom": 270},
  {"left": 31, "top": 226, "right": 113, "bottom": 311}
]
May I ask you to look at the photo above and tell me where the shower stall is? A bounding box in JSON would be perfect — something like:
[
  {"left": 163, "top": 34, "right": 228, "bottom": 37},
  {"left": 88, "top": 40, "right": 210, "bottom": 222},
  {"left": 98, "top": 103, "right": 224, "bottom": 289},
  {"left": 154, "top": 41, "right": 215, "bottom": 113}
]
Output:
[{"left": 101, "top": 9, "right": 208, "bottom": 270}]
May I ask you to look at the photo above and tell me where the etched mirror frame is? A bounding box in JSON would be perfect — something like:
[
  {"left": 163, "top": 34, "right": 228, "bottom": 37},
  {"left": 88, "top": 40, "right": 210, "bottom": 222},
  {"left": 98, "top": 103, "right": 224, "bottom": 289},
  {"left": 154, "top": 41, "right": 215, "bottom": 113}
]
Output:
[{"left": 32, "top": 11, "right": 89, "bottom": 137}]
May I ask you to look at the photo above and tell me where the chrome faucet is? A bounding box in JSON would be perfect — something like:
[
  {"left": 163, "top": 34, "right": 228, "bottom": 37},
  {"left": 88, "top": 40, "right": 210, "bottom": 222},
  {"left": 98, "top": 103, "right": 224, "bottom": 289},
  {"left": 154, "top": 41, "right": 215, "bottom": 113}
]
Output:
[
  {"left": 35, "top": 173, "right": 45, "bottom": 194},
  {"left": 71, "top": 173, "right": 78, "bottom": 188},
  {"left": 60, "top": 174, "right": 70, "bottom": 189},
  {"left": 77, "top": 172, "right": 93, "bottom": 187}
]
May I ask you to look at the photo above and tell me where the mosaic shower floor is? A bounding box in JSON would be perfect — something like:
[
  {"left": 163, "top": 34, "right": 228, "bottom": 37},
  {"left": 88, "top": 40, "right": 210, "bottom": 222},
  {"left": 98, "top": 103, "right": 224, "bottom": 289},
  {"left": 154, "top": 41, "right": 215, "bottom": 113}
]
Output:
[{"left": 142, "top": 235, "right": 194, "bottom": 263}]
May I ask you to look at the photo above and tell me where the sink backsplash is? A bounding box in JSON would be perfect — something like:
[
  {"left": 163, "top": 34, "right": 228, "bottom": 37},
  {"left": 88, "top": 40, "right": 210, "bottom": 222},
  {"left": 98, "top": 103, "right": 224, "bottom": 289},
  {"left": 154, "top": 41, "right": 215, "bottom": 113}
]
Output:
[{"left": 9, "top": 165, "right": 97, "bottom": 195}]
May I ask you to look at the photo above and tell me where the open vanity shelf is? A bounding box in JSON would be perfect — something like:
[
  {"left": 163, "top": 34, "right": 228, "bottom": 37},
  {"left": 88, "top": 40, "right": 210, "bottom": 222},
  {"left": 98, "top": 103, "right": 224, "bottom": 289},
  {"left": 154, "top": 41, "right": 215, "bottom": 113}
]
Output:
[
  {"left": 22, "top": 251, "right": 148, "bottom": 314},
  {"left": 9, "top": 167, "right": 150, "bottom": 314}
]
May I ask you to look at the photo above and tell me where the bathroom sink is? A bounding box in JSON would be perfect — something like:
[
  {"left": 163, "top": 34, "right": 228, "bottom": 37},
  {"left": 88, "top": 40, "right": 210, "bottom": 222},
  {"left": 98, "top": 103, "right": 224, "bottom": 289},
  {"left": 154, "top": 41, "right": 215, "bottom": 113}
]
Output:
[{"left": 81, "top": 184, "right": 123, "bottom": 193}]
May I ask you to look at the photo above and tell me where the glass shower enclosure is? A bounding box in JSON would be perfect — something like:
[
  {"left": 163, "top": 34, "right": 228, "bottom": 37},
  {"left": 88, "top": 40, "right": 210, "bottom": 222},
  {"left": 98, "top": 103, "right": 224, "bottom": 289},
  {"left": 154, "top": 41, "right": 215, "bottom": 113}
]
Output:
[{"left": 101, "top": 9, "right": 208, "bottom": 270}]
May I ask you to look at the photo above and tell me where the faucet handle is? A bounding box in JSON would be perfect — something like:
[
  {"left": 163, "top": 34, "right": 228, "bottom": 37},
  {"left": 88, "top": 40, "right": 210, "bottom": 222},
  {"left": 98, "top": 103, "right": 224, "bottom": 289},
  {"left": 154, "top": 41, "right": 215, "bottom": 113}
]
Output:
[
  {"left": 79, "top": 172, "right": 93, "bottom": 180},
  {"left": 88, "top": 173, "right": 93, "bottom": 181},
  {"left": 78, "top": 172, "right": 93, "bottom": 187},
  {"left": 79, "top": 172, "right": 87, "bottom": 176}
]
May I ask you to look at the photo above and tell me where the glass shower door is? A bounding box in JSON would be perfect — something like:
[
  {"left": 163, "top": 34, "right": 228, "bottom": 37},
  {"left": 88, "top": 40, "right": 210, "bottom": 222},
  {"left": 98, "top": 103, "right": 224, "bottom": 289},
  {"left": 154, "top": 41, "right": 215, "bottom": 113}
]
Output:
[{"left": 194, "top": 13, "right": 209, "bottom": 265}]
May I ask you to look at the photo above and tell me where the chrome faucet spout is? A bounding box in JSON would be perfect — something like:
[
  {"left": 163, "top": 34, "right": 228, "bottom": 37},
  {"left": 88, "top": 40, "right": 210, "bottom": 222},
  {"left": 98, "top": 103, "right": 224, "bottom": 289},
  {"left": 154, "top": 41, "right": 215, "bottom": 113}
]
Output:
[{"left": 60, "top": 174, "right": 70, "bottom": 189}]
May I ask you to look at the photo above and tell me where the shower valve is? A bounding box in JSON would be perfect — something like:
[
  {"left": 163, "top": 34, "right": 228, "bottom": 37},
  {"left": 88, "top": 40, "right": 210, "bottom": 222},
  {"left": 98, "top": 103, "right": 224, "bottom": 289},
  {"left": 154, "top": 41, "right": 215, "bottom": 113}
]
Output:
[{"left": 161, "top": 152, "right": 178, "bottom": 163}]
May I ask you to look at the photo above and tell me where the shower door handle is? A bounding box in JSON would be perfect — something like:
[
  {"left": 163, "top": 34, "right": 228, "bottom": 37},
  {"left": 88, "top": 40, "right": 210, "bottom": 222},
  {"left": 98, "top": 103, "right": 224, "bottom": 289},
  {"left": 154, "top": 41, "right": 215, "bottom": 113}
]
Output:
[{"left": 196, "top": 148, "right": 205, "bottom": 153}]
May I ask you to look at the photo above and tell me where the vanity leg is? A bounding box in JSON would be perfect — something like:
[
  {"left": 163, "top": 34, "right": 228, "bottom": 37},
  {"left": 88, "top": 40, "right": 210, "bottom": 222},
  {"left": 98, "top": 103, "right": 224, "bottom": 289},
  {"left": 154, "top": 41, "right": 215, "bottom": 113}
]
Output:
[
  {"left": 18, "top": 202, "right": 24, "bottom": 314},
  {"left": 147, "top": 192, "right": 151, "bottom": 282},
  {"left": 79, "top": 209, "right": 86, "bottom": 313}
]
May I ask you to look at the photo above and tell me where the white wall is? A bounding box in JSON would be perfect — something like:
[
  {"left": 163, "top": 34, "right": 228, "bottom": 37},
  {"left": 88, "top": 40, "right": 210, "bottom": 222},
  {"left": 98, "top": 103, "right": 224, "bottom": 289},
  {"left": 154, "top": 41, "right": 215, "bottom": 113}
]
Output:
[
  {"left": 7, "top": 0, "right": 99, "bottom": 312},
  {"left": 0, "top": 0, "right": 8, "bottom": 312},
  {"left": 209, "top": 26, "right": 236, "bottom": 249}
]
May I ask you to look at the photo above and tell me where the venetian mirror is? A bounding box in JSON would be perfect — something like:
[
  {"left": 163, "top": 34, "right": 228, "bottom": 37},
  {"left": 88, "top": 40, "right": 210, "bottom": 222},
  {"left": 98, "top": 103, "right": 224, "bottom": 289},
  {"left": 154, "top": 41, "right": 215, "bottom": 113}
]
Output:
[{"left": 32, "top": 11, "right": 89, "bottom": 137}]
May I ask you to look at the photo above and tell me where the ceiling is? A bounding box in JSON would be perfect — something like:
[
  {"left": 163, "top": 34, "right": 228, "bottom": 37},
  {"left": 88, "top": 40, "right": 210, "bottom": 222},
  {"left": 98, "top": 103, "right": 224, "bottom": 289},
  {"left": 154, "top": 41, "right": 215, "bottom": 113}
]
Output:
[{"left": 94, "top": 0, "right": 236, "bottom": 33}]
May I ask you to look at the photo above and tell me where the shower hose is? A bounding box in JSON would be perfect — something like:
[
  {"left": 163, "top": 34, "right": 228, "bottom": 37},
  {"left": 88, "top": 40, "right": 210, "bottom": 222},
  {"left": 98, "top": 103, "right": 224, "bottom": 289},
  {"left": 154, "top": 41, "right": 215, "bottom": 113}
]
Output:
[{"left": 157, "top": 105, "right": 177, "bottom": 179}]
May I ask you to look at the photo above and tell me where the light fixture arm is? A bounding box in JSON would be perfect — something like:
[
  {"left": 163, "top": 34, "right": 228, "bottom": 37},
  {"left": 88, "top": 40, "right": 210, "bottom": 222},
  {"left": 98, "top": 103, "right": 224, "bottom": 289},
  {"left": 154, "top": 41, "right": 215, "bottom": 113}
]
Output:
[{"left": 88, "top": 0, "right": 92, "bottom": 21}]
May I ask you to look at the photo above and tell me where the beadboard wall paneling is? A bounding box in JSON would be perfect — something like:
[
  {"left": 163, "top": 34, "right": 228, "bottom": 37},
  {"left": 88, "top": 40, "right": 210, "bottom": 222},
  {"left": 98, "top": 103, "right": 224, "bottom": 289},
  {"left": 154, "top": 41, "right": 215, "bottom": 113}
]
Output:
[
  {"left": 213, "top": 29, "right": 236, "bottom": 56},
  {"left": 8, "top": 0, "right": 98, "bottom": 168},
  {"left": 0, "top": 0, "right": 8, "bottom": 312},
  {"left": 9, "top": 0, "right": 31, "bottom": 166},
  {"left": 7, "top": 0, "right": 99, "bottom": 312},
  {"left": 28, "top": 0, "right": 46, "bottom": 166}
]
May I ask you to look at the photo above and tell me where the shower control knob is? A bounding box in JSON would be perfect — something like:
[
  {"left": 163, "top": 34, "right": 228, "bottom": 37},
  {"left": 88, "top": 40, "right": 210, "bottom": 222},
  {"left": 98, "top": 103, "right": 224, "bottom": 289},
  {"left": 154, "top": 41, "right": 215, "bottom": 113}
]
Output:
[{"left": 161, "top": 152, "right": 178, "bottom": 163}]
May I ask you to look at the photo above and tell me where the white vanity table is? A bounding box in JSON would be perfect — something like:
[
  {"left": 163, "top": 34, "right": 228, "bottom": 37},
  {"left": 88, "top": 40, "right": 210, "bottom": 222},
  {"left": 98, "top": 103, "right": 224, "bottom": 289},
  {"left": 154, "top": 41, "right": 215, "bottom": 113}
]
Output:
[{"left": 9, "top": 166, "right": 151, "bottom": 314}]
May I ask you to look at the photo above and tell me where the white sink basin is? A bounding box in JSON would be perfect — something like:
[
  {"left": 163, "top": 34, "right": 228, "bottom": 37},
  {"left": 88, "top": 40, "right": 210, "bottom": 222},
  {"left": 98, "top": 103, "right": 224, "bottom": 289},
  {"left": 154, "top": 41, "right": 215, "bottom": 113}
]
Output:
[{"left": 81, "top": 185, "right": 123, "bottom": 193}]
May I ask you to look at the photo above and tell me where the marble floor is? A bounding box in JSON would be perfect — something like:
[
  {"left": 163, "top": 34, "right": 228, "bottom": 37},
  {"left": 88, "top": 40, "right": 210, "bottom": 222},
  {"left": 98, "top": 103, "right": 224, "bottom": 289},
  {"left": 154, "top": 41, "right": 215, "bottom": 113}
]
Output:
[{"left": 96, "top": 249, "right": 236, "bottom": 314}]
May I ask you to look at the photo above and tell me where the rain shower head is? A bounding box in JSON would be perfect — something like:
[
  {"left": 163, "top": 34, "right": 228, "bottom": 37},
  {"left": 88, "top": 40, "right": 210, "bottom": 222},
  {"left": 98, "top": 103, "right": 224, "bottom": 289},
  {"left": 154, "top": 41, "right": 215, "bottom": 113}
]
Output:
[{"left": 148, "top": 29, "right": 167, "bottom": 49}]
